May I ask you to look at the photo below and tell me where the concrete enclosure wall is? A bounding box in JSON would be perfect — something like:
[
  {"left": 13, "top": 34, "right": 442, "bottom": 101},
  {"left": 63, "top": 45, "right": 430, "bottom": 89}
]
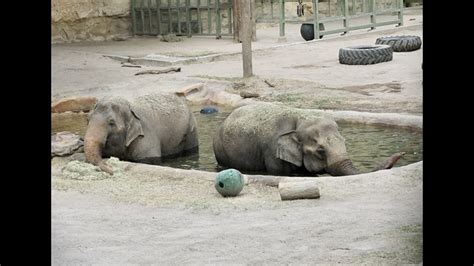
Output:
[
  {"left": 51, "top": 0, "right": 132, "bottom": 43},
  {"left": 51, "top": 0, "right": 415, "bottom": 43}
]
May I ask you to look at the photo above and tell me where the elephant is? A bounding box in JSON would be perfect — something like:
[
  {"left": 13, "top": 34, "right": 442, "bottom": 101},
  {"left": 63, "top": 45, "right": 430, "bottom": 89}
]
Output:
[
  {"left": 84, "top": 93, "right": 198, "bottom": 174},
  {"left": 213, "top": 103, "right": 404, "bottom": 176}
]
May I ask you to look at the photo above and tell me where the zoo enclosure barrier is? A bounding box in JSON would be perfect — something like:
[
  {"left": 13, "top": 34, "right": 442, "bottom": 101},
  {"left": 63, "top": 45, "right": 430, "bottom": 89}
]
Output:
[
  {"left": 255, "top": 0, "right": 403, "bottom": 39},
  {"left": 131, "top": 0, "right": 234, "bottom": 38}
]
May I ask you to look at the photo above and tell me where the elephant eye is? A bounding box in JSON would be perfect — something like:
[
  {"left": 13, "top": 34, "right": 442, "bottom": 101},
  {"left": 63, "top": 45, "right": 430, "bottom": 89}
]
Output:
[
  {"left": 317, "top": 148, "right": 326, "bottom": 157},
  {"left": 108, "top": 119, "right": 116, "bottom": 126}
]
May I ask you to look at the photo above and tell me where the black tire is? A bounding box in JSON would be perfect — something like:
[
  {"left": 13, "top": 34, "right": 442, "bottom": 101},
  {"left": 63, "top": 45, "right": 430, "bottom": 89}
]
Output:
[
  {"left": 375, "top": 35, "right": 422, "bottom": 52},
  {"left": 300, "top": 23, "right": 325, "bottom": 41},
  {"left": 339, "top": 45, "right": 393, "bottom": 65}
]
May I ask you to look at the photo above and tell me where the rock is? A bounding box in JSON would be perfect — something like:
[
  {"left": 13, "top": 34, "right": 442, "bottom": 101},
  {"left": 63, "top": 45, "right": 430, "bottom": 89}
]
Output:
[
  {"left": 51, "top": 0, "right": 131, "bottom": 43},
  {"left": 52, "top": 96, "right": 97, "bottom": 113},
  {"left": 51, "top": 132, "right": 84, "bottom": 157},
  {"left": 51, "top": 112, "right": 89, "bottom": 137}
]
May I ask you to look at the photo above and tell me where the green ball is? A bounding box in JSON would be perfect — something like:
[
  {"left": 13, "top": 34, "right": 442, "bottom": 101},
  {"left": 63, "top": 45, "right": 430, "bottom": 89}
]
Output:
[{"left": 215, "top": 169, "right": 244, "bottom": 197}]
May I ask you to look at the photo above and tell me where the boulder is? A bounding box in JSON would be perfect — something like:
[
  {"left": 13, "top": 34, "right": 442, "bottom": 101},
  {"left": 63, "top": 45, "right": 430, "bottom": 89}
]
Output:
[
  {"left": 51, "top": 112, "right": 89, "bottom": 137},
  {"left": 51, "top": 132, "right": 84, "bottom": 157},
  {"left": 51, "top": 96, "right": 97, "bottom": 113}
]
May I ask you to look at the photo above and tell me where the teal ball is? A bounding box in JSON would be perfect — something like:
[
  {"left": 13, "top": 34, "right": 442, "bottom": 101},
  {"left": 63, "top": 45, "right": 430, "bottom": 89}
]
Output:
[{"left": 215, "top": 169, "right": 244, "bottom": 197}]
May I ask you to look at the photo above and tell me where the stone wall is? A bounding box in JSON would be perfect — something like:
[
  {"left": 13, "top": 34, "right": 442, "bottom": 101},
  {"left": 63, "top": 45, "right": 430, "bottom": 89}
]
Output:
[{"left": 51, "top": 0, "right": 132, "bottom": 43}]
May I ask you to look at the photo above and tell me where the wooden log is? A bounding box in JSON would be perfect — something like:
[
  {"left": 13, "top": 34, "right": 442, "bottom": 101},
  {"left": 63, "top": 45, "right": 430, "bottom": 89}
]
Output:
[
  {"left": 135, "top": 67, "right": 181, "bottom": 76},
  {"left": 240, "top": 91, "right": 259, "bottom": 98},
  {"left": 174, "top": 83, "right": 205, "bottom": 97},
  {"left": 121, "top": 64, "right": 142, "bottom": 68},
  {"left": 264, "top": 79, "right": 275, "bottom": 87},
  {"left": 278, "top": 181, "right": 321, "bottom": 200}
]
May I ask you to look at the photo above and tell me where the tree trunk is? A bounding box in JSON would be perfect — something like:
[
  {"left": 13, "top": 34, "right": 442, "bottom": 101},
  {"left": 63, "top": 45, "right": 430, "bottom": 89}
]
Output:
[
  {"left": 279, "top": 181, "right": 321, "bottom": 200},
  {"left": 233, "top": 0, "right": 256, "bottom": 42},
  {"left": 241, "top": 0, "right": 253, "bottom": 78}
]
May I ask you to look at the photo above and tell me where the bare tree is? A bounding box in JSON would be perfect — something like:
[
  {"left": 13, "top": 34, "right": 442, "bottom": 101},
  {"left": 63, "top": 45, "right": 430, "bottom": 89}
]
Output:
[{"left": 241, "top": 0, "right": 253, "bottom": 78}]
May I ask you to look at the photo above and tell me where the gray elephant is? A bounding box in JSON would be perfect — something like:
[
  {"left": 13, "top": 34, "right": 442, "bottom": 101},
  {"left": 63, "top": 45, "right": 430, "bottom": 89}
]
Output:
[
  {"left": 213, "top": 103, "right": 403, "bottom": 176},
  {"left": 84, "top": 93, "right": 198, "bottom": 174}
]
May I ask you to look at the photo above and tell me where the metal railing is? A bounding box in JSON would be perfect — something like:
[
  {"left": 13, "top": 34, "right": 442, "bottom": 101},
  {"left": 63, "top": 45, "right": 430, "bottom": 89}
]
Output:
[
  {"left": 131, "top": 0, "right": 233, "bottom": 38},
  {"left": 256, "top": 0, "right": 403, "bottom": 38}
]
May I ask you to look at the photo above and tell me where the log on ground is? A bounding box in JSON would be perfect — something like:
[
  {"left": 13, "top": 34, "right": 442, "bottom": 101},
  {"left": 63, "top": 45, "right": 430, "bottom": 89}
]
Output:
[
  {"left": 135, "top": 67, "right": 181, "bottom": 76},
  {"left": 278, "top": 181, "right": 320, "bottom": 201}
]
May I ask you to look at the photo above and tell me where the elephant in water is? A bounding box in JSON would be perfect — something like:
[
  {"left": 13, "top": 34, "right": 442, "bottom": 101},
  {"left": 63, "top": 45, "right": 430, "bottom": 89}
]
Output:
[
  {"left": 84, "top": 93, "right": 198, "bottom": 174},
  {"left": 213, "top": 103, "right": 403, "bottom": 176}
]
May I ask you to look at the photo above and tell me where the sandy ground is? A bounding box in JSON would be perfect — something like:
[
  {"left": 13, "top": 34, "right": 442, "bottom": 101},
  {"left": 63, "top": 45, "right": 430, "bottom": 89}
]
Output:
[
  {"left": 51, "top": 7, "right": 423, "bottom": 264},
  {"left": 52, "top": 157, "right": 422, "bottom": 264}
]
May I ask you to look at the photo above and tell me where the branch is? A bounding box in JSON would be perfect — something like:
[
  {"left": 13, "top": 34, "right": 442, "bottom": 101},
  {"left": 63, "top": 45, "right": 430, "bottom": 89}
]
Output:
[{"left": 135, "top": 67, "right": 181, "bottom": 76}]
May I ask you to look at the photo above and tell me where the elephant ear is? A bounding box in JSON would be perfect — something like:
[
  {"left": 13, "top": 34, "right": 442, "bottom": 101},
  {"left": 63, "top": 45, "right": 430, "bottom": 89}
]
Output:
[
  {"left": 276, "top": 130, "right": 303, "bottom": 167},
  {"left": 125, "top": 108, "right": 144, "bottom": 147}
]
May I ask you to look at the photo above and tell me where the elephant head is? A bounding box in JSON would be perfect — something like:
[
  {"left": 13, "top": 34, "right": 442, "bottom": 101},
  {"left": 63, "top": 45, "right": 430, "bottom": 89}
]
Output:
[
  {"left": 276, "top": 117, "right": 403, "bottom": 176},
  {"left": 84, "top": 97, "right": 144, "bottom": 174}
]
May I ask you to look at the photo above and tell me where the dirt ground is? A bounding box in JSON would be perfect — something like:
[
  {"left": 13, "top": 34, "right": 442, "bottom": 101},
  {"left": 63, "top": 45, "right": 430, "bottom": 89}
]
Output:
[{"left": 51, "top": 7, "right": 423, "bottom": 264}]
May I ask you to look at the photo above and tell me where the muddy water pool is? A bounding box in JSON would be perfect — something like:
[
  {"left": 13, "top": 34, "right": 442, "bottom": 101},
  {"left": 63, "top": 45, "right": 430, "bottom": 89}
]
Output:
[{"left": 161, "top": 108, "right": 423, "bottom": 175}]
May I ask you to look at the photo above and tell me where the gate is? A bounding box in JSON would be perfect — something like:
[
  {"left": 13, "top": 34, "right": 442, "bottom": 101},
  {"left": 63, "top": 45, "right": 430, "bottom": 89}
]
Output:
[
  {"left": 255, "top": 0, "right": 403, "bottom": 38},
  {"left": 131, "top": 0, "right": 234, "bottom": 38}
]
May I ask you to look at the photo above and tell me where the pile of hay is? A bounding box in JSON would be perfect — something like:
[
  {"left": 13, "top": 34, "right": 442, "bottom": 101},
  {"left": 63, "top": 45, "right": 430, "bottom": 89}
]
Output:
[{"left": 61, "top": 157, "right": 125, "bottom": 180}]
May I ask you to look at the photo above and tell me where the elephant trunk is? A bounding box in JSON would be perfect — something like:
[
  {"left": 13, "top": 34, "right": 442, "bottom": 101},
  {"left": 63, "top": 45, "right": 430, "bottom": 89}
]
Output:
[
  {"left": 372, "top": 152, "right": 405, "bottom": 172},
  {"left": 84, "top": 118, "right": 114, "bottom": 175},
  {"left": 326, "top": 159, "right": 360, "bottom": 176},
  {"left": 326, "top": 152, "right": 406, "bottom": 176}
]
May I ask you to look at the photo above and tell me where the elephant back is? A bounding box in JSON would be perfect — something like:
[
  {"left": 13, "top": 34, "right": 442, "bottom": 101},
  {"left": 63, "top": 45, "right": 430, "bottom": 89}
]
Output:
[
  {"left": 222, "top": 103, "right": 303, "bottom": 136},
  {"left": 132, "top": 93, "right": 190, "bottom": 118}
]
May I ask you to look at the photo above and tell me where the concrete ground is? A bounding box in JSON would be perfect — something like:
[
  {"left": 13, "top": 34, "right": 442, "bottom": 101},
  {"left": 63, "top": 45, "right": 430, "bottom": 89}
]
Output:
[{"left": 51, "top": 6, "right": 423, "bottom": 264}]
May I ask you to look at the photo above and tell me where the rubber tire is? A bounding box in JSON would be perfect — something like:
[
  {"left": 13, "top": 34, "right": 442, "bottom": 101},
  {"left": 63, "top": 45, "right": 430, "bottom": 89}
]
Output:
[
  {"left": 339, "top": 45, "right": 393, "bottom": 65},
  {"left": 375, "top": 35, "right": 422, "bottom": 52},
  {"left": 300, "top": 23, "right": 325, "bottom": 41}
]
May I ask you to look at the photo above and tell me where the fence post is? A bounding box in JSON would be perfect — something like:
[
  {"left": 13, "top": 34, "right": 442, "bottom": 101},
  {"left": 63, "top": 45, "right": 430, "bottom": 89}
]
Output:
[
  {"left": 271, "top": 0, "right": 274, "bottom": 20},
  {"left": 398, "top": 0, "right": 404, "bottom": 26},
  {"left": 233, "top": 0, "right": 240, "bottom": 42},
  {"left": 131, "top": 0, "right": 137, "bottom": 35},
  {"left": 177, "top": 0, "right": 181, "bottom": 34},
  {"left": 342, "top": 0, "right": 348, "bottom": 34},
  {"left": 328, "top": 0, "right": 331, "bottom": 17},
  {"left": 251, "top": 0, "right": 256, "bottom": 41},
  {"left": 279, "top": 0, "right": 285, "bottom": 38},
  {"left": 370, "top": 0, "right": 376, "bottom": 30},
  {"left": 312, "top": 0, "right": 319, "bottom": 39},
  {"left": 216, "top": 0, "right": 222, "bottom": 38},
  {"left": 156, "top": 0, "right": 162, "bottom": 35},
  {"left": 148, "top": 0, "right": 152, "bottom": 33},
  {"left": 186, "top": 0, "right": 191, "bottom": 37}
]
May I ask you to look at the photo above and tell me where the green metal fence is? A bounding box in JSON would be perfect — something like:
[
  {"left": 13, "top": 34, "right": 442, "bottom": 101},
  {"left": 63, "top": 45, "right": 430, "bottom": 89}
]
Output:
[
  {"left": 256, "top": 0, "right": 403, "bottom": 38},
  {"left": 131, "top": 0, "right": 234, "bottom": 38}
]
